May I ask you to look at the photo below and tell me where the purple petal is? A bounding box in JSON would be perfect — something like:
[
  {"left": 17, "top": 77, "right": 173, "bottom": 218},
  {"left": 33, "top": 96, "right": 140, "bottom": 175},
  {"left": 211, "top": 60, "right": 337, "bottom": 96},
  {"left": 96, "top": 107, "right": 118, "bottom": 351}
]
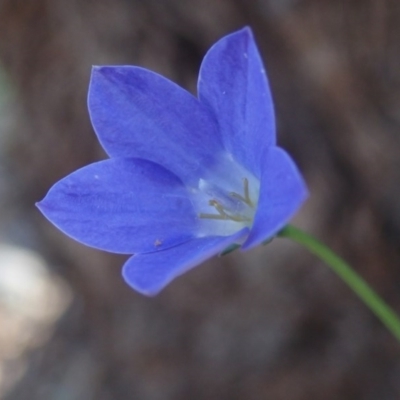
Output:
[
  {"left": 122, "top": 228, "right": 249, "bottom": 296},
  {"left": 37, "top": 158, "right": 198, "bottom": 254},
  {"left": 88, "top": 66, "right": 224, "bottom": 186},
  {"left": 242, "top": 147, "right": 308, "bottom": 249},
  {"left": 198, "top": 27, "right": 276, "bottom": 179}
]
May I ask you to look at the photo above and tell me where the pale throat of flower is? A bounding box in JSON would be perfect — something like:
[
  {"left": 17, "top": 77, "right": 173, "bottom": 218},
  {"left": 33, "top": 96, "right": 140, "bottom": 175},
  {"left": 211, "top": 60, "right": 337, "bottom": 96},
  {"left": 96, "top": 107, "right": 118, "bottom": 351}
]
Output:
[
  {"left": 199, "top": 177, "right": 254, "bottom": 222},
  {"left": 194, "top": 162, "right": 260, "bottom": 238}
]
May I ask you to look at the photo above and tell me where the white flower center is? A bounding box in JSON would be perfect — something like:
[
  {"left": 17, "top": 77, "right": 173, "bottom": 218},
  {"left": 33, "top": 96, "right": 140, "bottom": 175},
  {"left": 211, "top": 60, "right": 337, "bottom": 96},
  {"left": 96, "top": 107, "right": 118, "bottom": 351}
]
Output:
[{"left": 193, "top": 154, "right": 260, "bottom": 237}]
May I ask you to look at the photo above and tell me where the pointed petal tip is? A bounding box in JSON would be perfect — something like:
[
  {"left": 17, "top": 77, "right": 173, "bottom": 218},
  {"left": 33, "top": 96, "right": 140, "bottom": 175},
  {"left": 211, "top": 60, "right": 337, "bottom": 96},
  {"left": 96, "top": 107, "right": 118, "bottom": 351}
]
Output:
[
  {"left": 90, "top": 65, "right": 112, "bottom": 79},
  {"left": 121, "top": 263, "right": 162, "bottom": 297},
  {"left": 90, "top": 65, "right": 126, "bottom": 83},
  {"left": 235, "top": 26, "right": 254, "bottom": 38},
  {"left": 121, "top": 253, "right": 177, "bottom": 297},
  {"left": 35, "top": 194, "right": 65, "bottom": 225},
  {"left": 88, "top": 66, "right": 117, "bottom": 109},
  {"left": 224, "top": 26, "right": 256, "bottom": 45},
  {"left": 90, "top": 65, "right": 103, "bottom": 77},
  {"left": 35, "top": 197, "right": 51, "bottom": 214}
]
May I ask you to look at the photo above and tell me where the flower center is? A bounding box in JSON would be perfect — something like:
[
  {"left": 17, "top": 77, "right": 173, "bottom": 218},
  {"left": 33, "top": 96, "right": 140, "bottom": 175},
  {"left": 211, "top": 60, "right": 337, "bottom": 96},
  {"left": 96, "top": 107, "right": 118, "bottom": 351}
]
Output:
[
  {"left": 193, "top": 159, "right": 260, "bottom": 238},
  {"left": 199, "top": 178, "right": 255, "bottom": 223}
]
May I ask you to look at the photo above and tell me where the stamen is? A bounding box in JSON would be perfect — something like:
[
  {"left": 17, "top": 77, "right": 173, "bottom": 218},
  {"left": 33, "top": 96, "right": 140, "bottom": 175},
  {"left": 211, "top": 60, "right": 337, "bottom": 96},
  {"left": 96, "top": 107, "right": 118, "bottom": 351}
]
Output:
[
  {"left": 199, "top": 198, "right": 251, "bottom": 222},
  {"left": 199, "top": 213, "right": 229, "bottom": 220},
  {"left": 243, "top": 178, "right": 253, "bottom": 207},
  {"left": 229, "top": 178, "right": 253, "bottom": 207},
  {"left": 198, "top": 176, "right": 256, "bottom": 225}
]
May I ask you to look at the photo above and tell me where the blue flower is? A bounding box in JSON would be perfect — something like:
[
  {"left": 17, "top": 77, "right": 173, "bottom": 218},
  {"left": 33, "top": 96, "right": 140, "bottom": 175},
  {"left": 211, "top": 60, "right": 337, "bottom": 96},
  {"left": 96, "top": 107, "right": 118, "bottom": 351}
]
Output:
[{"left": 37, "top": 27, "right": 307, "bottom": 296}]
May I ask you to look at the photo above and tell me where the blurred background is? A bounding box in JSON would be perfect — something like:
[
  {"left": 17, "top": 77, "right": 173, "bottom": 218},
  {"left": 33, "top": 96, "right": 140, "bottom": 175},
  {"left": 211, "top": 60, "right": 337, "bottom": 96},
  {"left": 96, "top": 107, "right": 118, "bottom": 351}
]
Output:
[{"left": 0, "top": 0, "right": 399, "bottom": 399}]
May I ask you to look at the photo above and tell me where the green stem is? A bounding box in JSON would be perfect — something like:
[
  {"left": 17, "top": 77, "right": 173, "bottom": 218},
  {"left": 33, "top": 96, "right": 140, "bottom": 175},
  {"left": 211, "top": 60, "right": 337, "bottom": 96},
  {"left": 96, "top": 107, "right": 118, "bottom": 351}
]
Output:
[{"left": 278, "top": 224, "right": 400, "bottom": 342}]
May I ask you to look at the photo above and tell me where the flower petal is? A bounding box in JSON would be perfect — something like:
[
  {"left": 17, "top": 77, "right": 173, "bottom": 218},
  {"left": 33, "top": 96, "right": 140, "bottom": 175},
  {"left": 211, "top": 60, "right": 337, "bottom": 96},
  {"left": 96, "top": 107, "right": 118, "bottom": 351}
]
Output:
[
  {"left": 198, "top": 27, "right": 276, "bottom": 179},
  {"left": 242, "top": 147, "right": 308, "bottom": 249},
  {"left": 122, "top": 228, "right": 249, "bottom": 296},
  {"left": 88, "top": 66, "right": 223, "bottom": 186},
  {"left": 36, "top": 158, "right": 198, "bottom": 254}
]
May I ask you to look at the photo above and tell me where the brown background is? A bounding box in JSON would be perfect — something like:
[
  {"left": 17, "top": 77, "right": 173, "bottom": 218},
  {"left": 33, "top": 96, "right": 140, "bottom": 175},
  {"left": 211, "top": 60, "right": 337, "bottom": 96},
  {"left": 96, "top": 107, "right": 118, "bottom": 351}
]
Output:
[{"left": 0, "top": 0, "right": 400, "bottom": 399}]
